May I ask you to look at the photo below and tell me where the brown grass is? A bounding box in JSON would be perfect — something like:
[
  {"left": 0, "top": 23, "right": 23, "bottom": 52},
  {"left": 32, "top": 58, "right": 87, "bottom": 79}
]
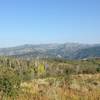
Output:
[
  {"left": 16, "top": 74, "right": 100, "bottom": 100},
  {"left": 1, "top": 74, "right": 100, "bottom": 100}
]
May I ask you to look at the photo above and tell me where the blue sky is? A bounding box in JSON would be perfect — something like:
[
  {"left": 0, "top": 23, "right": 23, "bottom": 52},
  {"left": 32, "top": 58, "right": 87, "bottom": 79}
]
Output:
[{"left": 0, "top": 0, "right": 100, "bottom": 47}]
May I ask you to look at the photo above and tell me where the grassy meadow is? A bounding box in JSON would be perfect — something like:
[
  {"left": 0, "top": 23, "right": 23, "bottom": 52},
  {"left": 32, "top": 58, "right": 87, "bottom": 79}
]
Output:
[{"left": 0, "top": 57, "right": 100, "bottom": 100}]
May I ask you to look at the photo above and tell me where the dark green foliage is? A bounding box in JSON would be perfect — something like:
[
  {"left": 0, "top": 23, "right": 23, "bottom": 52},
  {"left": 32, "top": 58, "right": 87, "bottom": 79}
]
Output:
[
  {"left": 0, "top": 67, "right": 21, "bottom": 97},
  {"left": 96, "top": 67, "right": 100, "bottom": 72}
]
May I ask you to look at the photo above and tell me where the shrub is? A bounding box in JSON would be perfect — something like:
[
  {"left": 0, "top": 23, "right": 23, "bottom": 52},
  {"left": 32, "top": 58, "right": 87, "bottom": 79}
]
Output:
[{"left": 0, "top": 67, "right": 21, "bottom": 97}]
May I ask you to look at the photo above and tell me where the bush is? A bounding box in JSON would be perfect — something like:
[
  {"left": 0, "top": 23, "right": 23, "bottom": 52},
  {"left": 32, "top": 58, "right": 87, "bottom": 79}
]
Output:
[
  {"left": 0, "top": 67, "right": 21, "bottom": 97},
  {"left": 96, "top": 67, "right": 100, "bottom": 72}
]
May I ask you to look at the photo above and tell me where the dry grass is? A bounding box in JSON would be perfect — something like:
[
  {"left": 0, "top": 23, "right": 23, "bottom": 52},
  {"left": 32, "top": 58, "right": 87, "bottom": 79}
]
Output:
[
  {"left": 0, "top": 74, "right": 99, "bottom": 100},
  {"left": 13, "top": 73, "right": 100, "bottom": 100}
]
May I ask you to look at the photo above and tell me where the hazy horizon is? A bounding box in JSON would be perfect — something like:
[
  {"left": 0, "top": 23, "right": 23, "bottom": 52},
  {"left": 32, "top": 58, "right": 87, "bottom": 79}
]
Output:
[
  {"left": 0, "top": 42, "right": 100, "bottom": 49},
  {"left": 0, "top": 0, "right": 100, "bottom": 47}
]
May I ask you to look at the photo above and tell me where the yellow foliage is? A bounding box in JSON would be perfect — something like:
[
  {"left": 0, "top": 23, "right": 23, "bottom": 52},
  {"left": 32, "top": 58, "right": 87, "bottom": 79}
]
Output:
[{"left": 38, "top": 64, "right": 45, "bottom": 74}]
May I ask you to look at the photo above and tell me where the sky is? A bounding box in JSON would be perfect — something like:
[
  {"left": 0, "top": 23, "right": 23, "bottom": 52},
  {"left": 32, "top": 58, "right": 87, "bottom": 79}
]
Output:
[{"left": 0, "top": 0, "right": 100, "bottom": 47}]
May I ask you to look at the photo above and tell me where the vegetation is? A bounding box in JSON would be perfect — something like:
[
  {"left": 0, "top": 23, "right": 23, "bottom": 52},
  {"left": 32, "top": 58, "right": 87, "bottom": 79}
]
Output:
[
  {"left": 0, "top": 56, "right": 100, "bottom": 100},
  {"left": 0, "top": 43, "right": 100, "bottom": 59}
]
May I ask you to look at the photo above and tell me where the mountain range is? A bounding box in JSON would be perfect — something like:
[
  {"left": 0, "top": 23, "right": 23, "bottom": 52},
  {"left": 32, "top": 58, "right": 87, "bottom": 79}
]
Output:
[{"left": 0, "top": 43, "right": 100, "bottom": 59}]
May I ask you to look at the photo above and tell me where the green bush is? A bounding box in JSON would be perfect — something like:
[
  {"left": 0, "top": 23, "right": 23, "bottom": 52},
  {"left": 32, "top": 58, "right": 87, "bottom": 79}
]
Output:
[
  {"left": 0, "top": 67, "right": 21, "bottom": 97},
  {"left": 96, "top": 66, "right": 100, "bottom": 72}
]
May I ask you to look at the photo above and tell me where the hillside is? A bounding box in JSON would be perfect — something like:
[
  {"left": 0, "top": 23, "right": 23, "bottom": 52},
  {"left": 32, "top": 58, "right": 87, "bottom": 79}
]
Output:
[
  {"left": 73, "top": 45, "right": 100, "bottom": 59},
  {"left": 0, "top": 43, "right": 100, "bottom": 59},
  {"left": 0, "top": 57, "right": 100, "bottom": 99}
]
